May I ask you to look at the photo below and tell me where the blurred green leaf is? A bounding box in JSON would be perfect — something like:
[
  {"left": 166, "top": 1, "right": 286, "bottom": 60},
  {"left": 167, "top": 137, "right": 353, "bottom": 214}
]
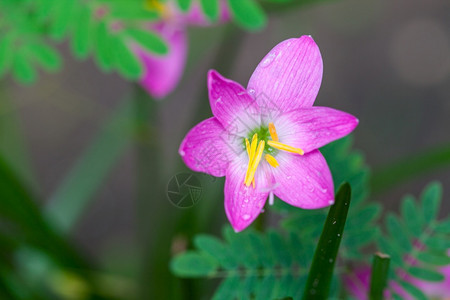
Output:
[
  {"left": 125, "top": 28, "right": 168, "bottom": 55},
  {"left": 27, "top": 43, "right": 62, "bottom": 72},
  {"left": 71, "top": 6, "right": 93, "bottom": 59},
  {"left": 200, "top": 0, "right": 220, "bottom": 21},
  {"left": 12, "top": 52, "right": 36, "bottom": 84},
  {"left": 112, "top": 37, "right": 143, "bottom": 79},
  {"left": 45, "top": 97, "right": 136, "bottom": 233},
  {"left": 371, "top": 143, "right": 450, "bottom": 195},
  {"left": 177, "top": 0, "right": 192, "bottom": 11},
  {"left": 228, "top": 0, "right": 267, "bottom": 30},
  {"left": 170, "top": 252, "right": 218, "bottom": 277}
]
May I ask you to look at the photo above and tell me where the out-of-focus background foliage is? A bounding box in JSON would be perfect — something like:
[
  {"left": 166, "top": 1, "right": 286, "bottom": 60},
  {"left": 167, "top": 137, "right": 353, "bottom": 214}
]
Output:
[{"left": 0, "top": 0, "right": 449, "bottom": 298}]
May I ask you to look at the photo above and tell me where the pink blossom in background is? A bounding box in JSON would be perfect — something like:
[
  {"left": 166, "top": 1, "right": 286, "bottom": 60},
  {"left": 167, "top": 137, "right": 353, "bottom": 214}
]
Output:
[
  {"left": 137, "top": 1, "right": 229, "bottom": 99},
  {"left": 179, "top": 36, "right": 359, "bottom": 232},
  {"left": 345, "top": 251, "right": 450, "bottom": 299}
]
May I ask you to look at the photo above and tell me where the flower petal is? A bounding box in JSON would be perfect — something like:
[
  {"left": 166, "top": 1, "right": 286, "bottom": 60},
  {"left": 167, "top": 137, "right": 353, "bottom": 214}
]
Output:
[
  {"left": 247, "top": 35, "right": 323, "bottom": 115},
  {"left": 138, "top": 27, "right": 187, "bottom": 99},
  {"left": 224, "top": 155, "right": 272, "bottom": 232},
  {"left": 272, "top": 150, "right": 334, "bottom": 209},
  {"left": 179, "top": 117, "right": 235, "bottom": 177},
  {"left": 275, "top": 107, "right": 359, "bottom": 154},
  {"left": 208, "top": 70, "right": 261, "bottom": 137}
]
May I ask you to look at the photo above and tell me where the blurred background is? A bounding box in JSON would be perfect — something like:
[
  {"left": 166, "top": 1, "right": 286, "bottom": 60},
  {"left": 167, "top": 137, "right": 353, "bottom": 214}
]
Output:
[{"left": 0, "top": 0, "right": 449, "bottom": 298}]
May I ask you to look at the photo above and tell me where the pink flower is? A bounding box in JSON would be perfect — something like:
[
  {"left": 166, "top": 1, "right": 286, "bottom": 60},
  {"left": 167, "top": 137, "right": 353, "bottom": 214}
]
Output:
[
  {"left": 345, "top": 253, "right": 450, "bottom": 299},
  {"left": 179, "top": 36, "right": 359, "bottom": 232},
  {"left": 137, "top": 1, "right": 229, "bottom": 99}
]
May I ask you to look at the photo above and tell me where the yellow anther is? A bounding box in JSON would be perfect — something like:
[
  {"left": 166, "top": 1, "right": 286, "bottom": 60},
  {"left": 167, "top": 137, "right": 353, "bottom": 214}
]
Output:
[
  {"left": 245, "top": 140, "right": 265, "bottom": 186},
  {"left": 268, "top": 140, "right": 304, "bottom": 155},
  {"left": 268, "top": 122, "right": 279, "bottom": 142},
  {"left": 250, "top": 133, "right": 258, "bottom": 157},
  {"left": 265, "top": 154, "right": 279, "bottom": 168},
  {"left": 245, "top": 138, "right": 251, "bottom": 157}
]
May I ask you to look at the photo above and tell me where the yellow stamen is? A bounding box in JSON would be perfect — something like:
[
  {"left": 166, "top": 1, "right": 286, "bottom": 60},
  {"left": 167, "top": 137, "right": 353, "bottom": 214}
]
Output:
[
  {"left": 252, "top": 178, "right": 255, "bottom": 188},
  {"left": 268, "top": 140, "right": 304, "bottom": 155},
  {"left": 268, "top": 122, "right": 279, "bottom": 142},
  {"left": 244, "top": 134, "right": 258, "bottom": 184},
  {"left": 250, "top": 133, "right": 258, "bottom": 157},
  {"left": 265, "top": 154, "right": 279, "bottom": 168},
  {"left": 245, "top": 140, "right": 265, "bottom": 186},
  {"left": 245, "top": 138, "right": 251, "bottom": 157}
]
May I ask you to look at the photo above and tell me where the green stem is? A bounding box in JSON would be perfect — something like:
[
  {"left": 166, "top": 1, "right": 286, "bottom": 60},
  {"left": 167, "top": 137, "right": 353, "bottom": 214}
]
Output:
[
  {"left": 45, "top": 95, "right": 136, "bottom": 233},
  {"left": 261, "top": 0, "right": 338, "bottom": 13},
  {"left": 369, "top": 252, "right": 390, "bottom": 300},
  {"left": 371, "top": 143, "right": 450, "bottom": 195},
  {"left": 302, "top": 183, "right": 352, "bottom": 300}
]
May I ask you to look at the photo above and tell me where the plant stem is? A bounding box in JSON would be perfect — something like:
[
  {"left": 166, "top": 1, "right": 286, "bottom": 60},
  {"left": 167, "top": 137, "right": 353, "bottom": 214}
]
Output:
[
  {"left": 371, "top": 143, "right": 450, "bottom": 195},
  {"left": 369, "top": 252, "right": 390, "bottom": 300},
  {"left": 45, "top": 95, "right": 136, "bottom": 233},
  {"left": 302, "top": 183, "right": 352, "bottom": 300}
]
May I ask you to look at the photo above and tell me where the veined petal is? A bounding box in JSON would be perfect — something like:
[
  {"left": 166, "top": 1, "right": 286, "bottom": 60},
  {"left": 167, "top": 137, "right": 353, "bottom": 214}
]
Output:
[
  {"left": 138, "top": 27, "right": 187, "bottom": 99},
  {"left": 275, "top": 107, "right": 359, "bottom": 154},
  {"left": 247, "top": 36, "right": 323, "bottom": 116},
  {"left": 224, "top": 155, "right": 272, "bottom": 232},
  {"left": 272, "top": 150, "right": 334, "bottom": 209},
  {"left": 179, "top": 117, "right": 236, "bottom": 177},
  {"left": 208, "top": 70, "right": 261, "bottom": 137}
]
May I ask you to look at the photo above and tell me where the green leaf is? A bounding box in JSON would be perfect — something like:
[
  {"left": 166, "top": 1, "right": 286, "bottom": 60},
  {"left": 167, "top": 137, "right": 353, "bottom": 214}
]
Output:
[
  {"left": 416, "top": 251, "right": 450, "bottom": 266},
  {"left": 27, "top": 43, "right": 62, "bottom": 72},
  {"left": 369, "top": 253, "right": 390, "bottom": 300},
  {"left": 213, "top": 276, "right": 241, "bottom": 300},
  {"left": 385, "top": 213, "right": 412, "bottom": 252},
  {"left": 0, "top": 35, "right": 15, "bottom": 76},
  {"left": 177, "top": 0, "right": 192, "bottom": 11},
  {"left": 112, "top": 37, "right": 143, "bottom": 79},
  {"left": 94, "top": 22, "right": 115, "bottom": 72},
  {"left": 371, "top": 143, "right": 450, "bottom": 195},
  {"left": 125, "top": 29, "right": 168, "bottom": 55},
  {"left": 434, "top": 219, "right": 450, "bottom": 233},
  {"left": 200, "top": 0, "right": 220, "bottom": 21},
  {"left": 12, "top": 52, "right": 36, "bottom": 84},
  {"left": 49, "top": 0, "right": 76, "bottom": 40},
  {"left": 45, "top": 98, "right": 136, "bottom": 233},
  {"left": 398, "top": 280, "right": 427, "bottom": 300},
  {"left": 426, "top": 236, "right": 450, "bottom": 251},
  {"left": 302, "top": 183, "right": 352, "bottom": 300},
  {"left": 71, "top": 6, "right": 93, "bottom": 58},
  {"left": 171, "top": 251, "right": 218, "bottom": 277},
  {"left": 401, "top": 195, "right": 423, "bottom": 234},
  {"left": 421, "top": 181, "right": 442, "bottom": 224},
  {"left": 408, "top": 266, "right": 444, "bottom": 282},
  {"left": 228, "top": 0, "right": 267, "bottom": 30},
  {"left": 194, "top": 235, "right": 238, "bottom": 269}
]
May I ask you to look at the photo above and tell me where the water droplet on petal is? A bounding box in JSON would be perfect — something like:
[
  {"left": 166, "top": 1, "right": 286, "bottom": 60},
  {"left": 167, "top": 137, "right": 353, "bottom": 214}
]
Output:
[
  {"left": 248, "top": 88, "right": 255, "bottom": 95},
  {"left": 260, "top": 52, "right": 276, "bottom": 67},
  {"left": 179, "top": 150, "right": 185, "bottom": 156},
  {"left": 242, "top": 214, "right": 251, "bottom": 221},
  {"left": 328, "top": 200, "right": 335, "bottom": 205}
]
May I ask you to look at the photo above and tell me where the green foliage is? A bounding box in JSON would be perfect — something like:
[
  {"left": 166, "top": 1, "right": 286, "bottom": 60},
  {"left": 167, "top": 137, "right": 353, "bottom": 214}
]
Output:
[
  {"left": 377, "top": 182, "right": 450, "bottom": 299},
  {"left": 278, "top": 136, "right": 379, "bottom": 261},
  {"left": 171, "top": 226, "right": 314, "bottom": 299}
]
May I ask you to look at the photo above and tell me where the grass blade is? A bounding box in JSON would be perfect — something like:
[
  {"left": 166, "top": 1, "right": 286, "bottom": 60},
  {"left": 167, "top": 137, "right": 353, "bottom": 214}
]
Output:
[
  {"left": 45, "top": 96, "right": 135, "bottom": 233},
  {"left": 302, "top": 183, "right": 352, "bottom": 299},
  {"left": 369, "top": 252, "right": 390, "bottom": 300}
]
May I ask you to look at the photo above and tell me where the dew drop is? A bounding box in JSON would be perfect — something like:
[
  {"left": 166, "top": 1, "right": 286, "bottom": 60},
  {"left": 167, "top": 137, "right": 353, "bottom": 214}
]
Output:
[
  {"left": 328, "top": 200, "right": 335, "bottom": 205},
  {"left": 248, "top": 88, "right": 255, "bottom": 95},
  {"left": 244, "top": 198, "right": 249, "bottom": 203},
  {"left": 260, "top": 52, "right": 276, "bottom": 67},
  {"left": 242, "top": 214, "right": 251, "bottom": 220},
  {"left": 320, "top": 187, "right": 328, "bottom": 193},
  {"left": 179, "top": 150, "right": 185, "bottom": 156},
  {"left": 337, "top": 234, "right": 341, "bottom": 237},
  {"left": 332, "top": 221, "right": 336, "bottom": 225},
  {"left": 329, "top": 258, "right": 334, "bottom": 263}
]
